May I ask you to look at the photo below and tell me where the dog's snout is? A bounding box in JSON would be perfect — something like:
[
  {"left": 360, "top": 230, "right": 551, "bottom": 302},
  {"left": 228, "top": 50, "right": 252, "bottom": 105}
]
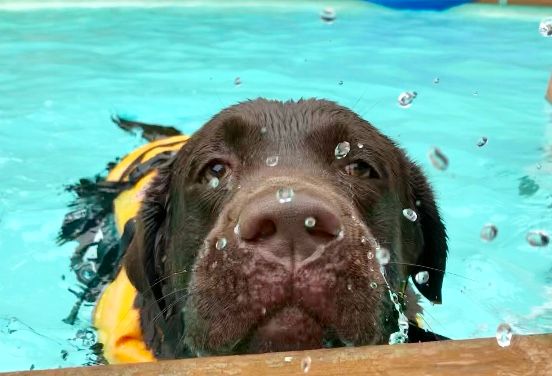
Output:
[{"left": 238, "top": 191, "right": 343, "bottom": 263}]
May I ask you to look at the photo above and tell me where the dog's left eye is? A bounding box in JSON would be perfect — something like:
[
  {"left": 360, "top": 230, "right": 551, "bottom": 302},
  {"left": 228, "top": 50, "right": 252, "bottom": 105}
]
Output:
[
  {"left": 344, "top": 161, "right": 378, "bottom": 178},
  {"left": 200, "top": 161, "right": 231, "bottom": 185}
]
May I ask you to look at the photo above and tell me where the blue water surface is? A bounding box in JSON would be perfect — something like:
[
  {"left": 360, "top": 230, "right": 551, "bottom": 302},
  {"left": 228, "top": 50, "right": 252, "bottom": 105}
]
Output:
[{"left": 0, "top": 1, "right": 551, "bottom": 372}]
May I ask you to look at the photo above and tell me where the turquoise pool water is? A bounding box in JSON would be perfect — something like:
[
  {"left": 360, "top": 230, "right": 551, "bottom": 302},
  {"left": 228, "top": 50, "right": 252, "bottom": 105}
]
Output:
[{"left": 0, "top": 0, "right": 551, "bottom": 371}]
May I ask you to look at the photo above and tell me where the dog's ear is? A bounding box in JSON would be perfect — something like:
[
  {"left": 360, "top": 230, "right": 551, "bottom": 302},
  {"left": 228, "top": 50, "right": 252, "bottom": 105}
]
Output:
[
  {"left": 407, "top": 163, "right": 448, "bottom": 304},
  {"left": 123, "top": 161, "right": 174, "bottom": 303}
]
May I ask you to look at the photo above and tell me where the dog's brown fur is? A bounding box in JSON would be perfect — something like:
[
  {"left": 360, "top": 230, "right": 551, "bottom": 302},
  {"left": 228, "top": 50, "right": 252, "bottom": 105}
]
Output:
[{"left": 123, "top": 98, "right": 447, "bottom": 359}]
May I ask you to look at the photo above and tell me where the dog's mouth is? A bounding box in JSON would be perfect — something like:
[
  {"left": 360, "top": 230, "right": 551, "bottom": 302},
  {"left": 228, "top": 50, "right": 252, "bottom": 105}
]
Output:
[{"left": 233, "top": 306, "right": 344, "bottom": 354}]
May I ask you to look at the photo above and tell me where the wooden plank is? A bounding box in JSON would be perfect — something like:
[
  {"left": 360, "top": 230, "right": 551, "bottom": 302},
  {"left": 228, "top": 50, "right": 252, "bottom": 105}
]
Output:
[{"left": 4, "top": 334, "right": 552, "bottom": 376}]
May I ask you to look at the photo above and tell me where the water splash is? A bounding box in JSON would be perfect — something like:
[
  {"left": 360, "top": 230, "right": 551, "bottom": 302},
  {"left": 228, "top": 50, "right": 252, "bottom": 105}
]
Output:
[
  {"left": 266, "top": 156, "right": 279, "bottom": 167},
  {"left": 215, "top": 237, "right": 227, "bottom": 251},
  {"left": 480, "top": 224, "right": 498, "bottom": 242},
  {"left": 495, "top": 323, "right": 513, "bottom": 347},
  {"left": 304, "top": 217, "right": 316, "bottom": 228},
  {"left": 526, "top": 230, "right": 549, "bottom": 247},
  {"left": 277, "top": 187, "right": 294, "bottom": 203},
  {"left": 397, "top": 91, "right": 417, "bottom": 108},
  {"left": 335, "top": 141, "right": 351, "bottom": 159}
]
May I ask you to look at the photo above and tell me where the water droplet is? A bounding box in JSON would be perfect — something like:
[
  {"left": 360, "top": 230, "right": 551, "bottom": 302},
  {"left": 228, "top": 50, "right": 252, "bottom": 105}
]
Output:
[
  {"left": 398, "top": 313, "right": 409, "bottom": 331},
  {"left": 376, "top": 247, "right": 390, "bottom": 265},
  {"left": 215, "top": 237, "right": 227, "bottom": 251},
  {"left": 320, "top": 7, "right": 336, "bottom": 23},
  {"left": 428, "top": 147, "right": 449, "bottom": 171},
  {"left": 347, "top": 283, "right": 353, "bottom": 291},
  {"left": 304, "top": 217, "right": 316, "bottom": 228},
  {"left": 415, "top": 200, "right": 422, "bottom": 207},
  {"left": 338, "top": 80, "right": 343, "bottom": 86},
  {"left": 389, "top": 331, "right": 408, "bottom": 344},
  {"left": 76, "top": 263, "right": 96, "bottom": 284},
  {"left": 536, "top": 163, "right": 542, "bottom": 170},
  {"left": 337, "top": 229, "right": 345, "bottom": 240},
  {"left": 284, "top": 356, "right": 293, "bottom": 363},
  {"left": 402, "top": 208, "right": 418, "bottom": 222},
  {"left": 209, "top": 177, "right": 220, "bottom": 189},
  {"left": 415, "top": 271, "right": 429, "bottom": 285},
  {"left": 370, "top": 281, "right": 378, "bottom": 289},
  {"left": 234, "top": 77, "right": 241, "bottom": 86},
  {"left": 480, "top": 224, "right": 498, "bottom": 242},
  {"left": 526, "top": 230, "right": 550, "bottom": 247},
  {"left": 367, "top": 251, "right": 374, "bottom": 260},
  {"left": 433, "top": 77, "right": 440, "bottom": 84},
  {"left": 539, "top": 17, "right": 552, "bottom": 37},
  {"left": 234, "top": 224, "right": 240, "bottom": 236},
  {"left": 397, "top": 91, "right": 417, "bottom": 108},
  {"left": 335, "top": 141, "right": 351, "bottom": 159},
  {"left": 496, "top": 323, "right": 513, "bottom": 347},
  {"left": 372, "top": 240, "right": 381, "bottom": 249},
  {"left": 260, "top": 126, "right": 267, "bottom": 134},
  {"left": 277, "top": 187, "right": 295, "bottom": 203},
  {"left": 477, "top": 136, "right": 488, "bottom": 147},
  {"left": 473, "top": 91, "right": 479, "bottom": 96},
  {"left": 357, "top": 143, "right": 364, "bottom": 149},
  {"left": 261, "top": 307, "right": 267, "bottom": 315},
  {"left": 266, "top": 155, "right": 279, "bottom": 167},
  {"left": 301, "top": 356, "right": 312, "bottom": 373}
]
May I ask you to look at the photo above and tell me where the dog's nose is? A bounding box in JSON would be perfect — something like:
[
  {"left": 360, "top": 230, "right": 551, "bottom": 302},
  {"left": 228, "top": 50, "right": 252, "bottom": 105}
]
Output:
[{"left": 238, "top": 191, "right": 343, "bottom": 263}]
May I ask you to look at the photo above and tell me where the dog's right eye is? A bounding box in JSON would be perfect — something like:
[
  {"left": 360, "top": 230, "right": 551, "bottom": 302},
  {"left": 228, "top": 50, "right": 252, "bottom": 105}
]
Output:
[
  {"left": 200, "top": 161, "right": 231, "bottom": 185},
  {"left": 344, "top": 160, "right": 379, "bottom": 179}
]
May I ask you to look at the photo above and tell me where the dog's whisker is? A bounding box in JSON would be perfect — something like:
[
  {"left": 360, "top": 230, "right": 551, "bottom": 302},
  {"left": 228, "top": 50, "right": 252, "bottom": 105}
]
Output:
[
  {"left": 351, "top": 88, "right": 370, "bottom": 111},
  {"left": 388, "top": 261, "right": 477, "bottom": 282},
  {"left": 415, "top": 310, "right": 446, "bottom": 342},
  {"left": 147, "top": 292, "right": 189, "bottom": 328},
  {"left": 139, "top": 270, "right": 191, "bottom": 296},
  {"left": 108, "top": 287, "right": 189, "bottom": 339},
  {"left": 359, "top": 99, "right": 383, "bottom": 119}
]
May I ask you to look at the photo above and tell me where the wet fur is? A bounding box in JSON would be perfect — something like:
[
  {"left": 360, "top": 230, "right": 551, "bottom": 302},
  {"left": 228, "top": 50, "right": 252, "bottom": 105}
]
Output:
[{"left": 123, "top": 98, "right": 447, "bottom": 358}]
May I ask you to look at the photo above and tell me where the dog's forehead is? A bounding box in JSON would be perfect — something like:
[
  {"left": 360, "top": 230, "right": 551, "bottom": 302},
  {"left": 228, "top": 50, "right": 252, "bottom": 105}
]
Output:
[
  {"left": 221, "top": 98, "right": 363, "bottom": 131},
  {"left": 182, "top": 98, "right": 400, "bottom": 173}
]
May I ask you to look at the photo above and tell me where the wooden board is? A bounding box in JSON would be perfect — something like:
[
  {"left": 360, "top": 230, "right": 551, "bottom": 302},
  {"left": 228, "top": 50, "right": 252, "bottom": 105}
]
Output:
[{"left": 4, "top": 334, "right": 551, "bottom": 376}]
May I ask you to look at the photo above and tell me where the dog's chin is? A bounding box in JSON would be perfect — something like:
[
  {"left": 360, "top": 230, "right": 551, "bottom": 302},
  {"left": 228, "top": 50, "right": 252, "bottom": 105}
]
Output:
[{"left": 244, "top": 306, "right": 326, "bottom": 354}]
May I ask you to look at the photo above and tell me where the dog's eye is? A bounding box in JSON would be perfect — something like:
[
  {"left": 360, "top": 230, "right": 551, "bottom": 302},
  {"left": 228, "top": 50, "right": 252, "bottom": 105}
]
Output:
[
  {"left": 200, "top": 161, "right": 231, "bottom": 185},
  {"left": 344, "top": 161, "right": 379, "bottom": 178}
]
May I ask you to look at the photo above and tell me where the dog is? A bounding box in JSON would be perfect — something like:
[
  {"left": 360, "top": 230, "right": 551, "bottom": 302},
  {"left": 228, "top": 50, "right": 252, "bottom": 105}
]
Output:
[{"left": 61, "top": 98, "right": 447, "bottom": 362}]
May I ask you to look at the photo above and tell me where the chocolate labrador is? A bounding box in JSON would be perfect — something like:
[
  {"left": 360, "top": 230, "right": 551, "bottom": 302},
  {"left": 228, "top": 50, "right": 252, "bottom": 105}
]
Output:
[{"left": 119, "top": 98, "right": 448, "bottom": 359}]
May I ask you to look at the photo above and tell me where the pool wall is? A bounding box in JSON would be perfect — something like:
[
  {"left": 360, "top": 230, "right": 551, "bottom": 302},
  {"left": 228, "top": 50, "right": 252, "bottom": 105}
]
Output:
[{"left": 477, "top": 0, "right": 552, "bottom": 4}]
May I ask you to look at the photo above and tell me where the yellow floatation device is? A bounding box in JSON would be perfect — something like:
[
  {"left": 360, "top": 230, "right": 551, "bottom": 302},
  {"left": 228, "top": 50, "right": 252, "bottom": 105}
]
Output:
[{"left": 93, "top": 135, "right": 189, "bottom": 364}]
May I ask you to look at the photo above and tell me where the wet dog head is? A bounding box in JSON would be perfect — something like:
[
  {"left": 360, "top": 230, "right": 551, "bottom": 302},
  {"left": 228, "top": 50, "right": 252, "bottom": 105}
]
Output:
[{"left": 124, "top": 98, "right": 447, "bottom": 358}]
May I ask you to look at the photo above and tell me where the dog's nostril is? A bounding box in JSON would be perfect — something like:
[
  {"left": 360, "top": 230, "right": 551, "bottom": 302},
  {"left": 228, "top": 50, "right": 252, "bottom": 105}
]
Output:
[
  {"left": 304, "top": 216, "right": 340, "bottom": 241},
  {"left": 258, "top": 219, "right": 277, "bottom": 239}
]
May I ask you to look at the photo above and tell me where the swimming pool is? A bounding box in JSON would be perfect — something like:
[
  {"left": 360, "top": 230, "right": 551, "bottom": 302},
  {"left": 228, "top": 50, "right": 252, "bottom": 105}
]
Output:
[{"left": 0, "top": 0, "right": 551, "bottom": 372}]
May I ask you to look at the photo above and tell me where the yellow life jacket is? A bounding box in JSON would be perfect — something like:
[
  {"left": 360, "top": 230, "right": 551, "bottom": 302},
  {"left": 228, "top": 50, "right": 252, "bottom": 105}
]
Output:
[{"left": 93, "top": 135, "right": 189, "bottom": 364}]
